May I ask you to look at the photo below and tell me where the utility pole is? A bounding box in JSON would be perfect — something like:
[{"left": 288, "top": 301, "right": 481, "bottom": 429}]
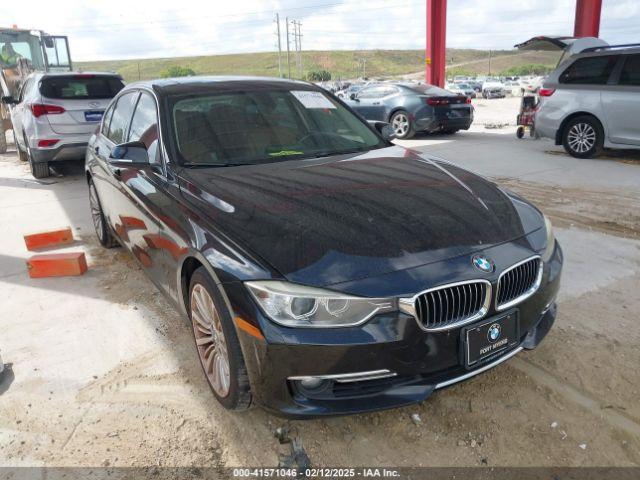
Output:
[
  {"left": 292, "top": 20, "right": 299, "bottom": 79},
  {"left": 275, "top": 14, "right": 282, "bottom": 78},
  {"left": 296, "top": 20, "right": 303, "bottom": 79},
  {"left": 285, "top": 17, "right": 291, "bottom": 79},
  {"left": 488, "top": 50, "right": 492, "bottom": 76}
]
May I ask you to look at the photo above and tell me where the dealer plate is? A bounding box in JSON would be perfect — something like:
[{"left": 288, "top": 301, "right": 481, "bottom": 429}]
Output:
[
  {"left": 464, "top": 311, "right": 519, "bottom": 367},
  {"left": 84, "top": 110, "right": 104, "bottom": 122}
]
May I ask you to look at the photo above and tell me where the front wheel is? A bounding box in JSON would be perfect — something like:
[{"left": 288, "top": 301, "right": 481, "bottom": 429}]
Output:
[
  {"left": 189, "top": 267, "right": 252, "bottom": 411},
  {"left": 390, "top": 110, "right": 414, "bottom": 139},
  {"left": 89, "top": 178, "right": 119, "bottom": 248},
  {"left": 562, "top": 115, "right": 603, "bottom": 159}
]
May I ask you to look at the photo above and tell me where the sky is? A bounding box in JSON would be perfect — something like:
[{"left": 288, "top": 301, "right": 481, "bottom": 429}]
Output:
[{"left": 3, "top": 0, "right": 640, "bottom": 61}]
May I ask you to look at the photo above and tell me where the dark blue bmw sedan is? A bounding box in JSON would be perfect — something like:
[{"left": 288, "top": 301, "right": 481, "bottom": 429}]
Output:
[{"left": 85, "top": 76, "right": 562, "bottom": 417}]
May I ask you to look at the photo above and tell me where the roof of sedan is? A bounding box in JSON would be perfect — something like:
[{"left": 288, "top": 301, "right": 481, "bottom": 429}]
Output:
[{"left": 128, "top": 75, "right": 315, "bottom": 95}]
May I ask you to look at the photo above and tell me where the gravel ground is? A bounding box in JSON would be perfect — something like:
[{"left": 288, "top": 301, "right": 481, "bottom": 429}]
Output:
[{"left": 1, "top": 98, "right": 639, "bottom": 468}]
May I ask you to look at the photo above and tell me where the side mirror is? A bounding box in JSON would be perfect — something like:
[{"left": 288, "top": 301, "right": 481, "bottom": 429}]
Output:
[
  {"left": 372, "top": 121, "right": 397, "bottom": 141},
  {"left": 43, "top": 36, "right": 55, "bottom": 49},
  {"left": 1, "top": 96, "right": 17, "bottom": 105},
  {"left": 109, "top": 140, "right": 149, "bottom": 166},
  {"left": 349, "top": 93, "right": 358, "bottom": 101}
]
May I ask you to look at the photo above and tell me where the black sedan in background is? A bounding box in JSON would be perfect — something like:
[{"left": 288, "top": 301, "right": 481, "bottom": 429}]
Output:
[
  {"left": 86, "top": 77, "right": 561, "bottom": 417},
  {"left": 345, "top": 83, "right": 474, "bottom": 139}
]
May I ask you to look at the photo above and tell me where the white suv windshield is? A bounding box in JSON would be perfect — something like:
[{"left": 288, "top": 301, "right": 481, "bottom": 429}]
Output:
[{"left": 170, "top": 88, "right": 385, "bottom": 166}]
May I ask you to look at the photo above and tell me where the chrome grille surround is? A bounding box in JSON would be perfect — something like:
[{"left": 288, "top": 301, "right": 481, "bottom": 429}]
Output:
[
  {"left": 399, "top": 279, "right": 492, "bottom": 332},
  {"left": 496, "top": 255, "right": 543, "bottom": 311}
]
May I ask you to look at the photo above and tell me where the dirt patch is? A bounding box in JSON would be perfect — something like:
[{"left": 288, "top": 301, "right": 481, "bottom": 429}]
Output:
[{"left": 496, "top": 178, "right": 640, "bottom": 240}]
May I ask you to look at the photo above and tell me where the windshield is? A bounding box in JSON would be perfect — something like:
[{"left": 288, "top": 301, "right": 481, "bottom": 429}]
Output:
[
  {"left": 0, "top": 31, "right": 45, "bottom": 69},
  {"left": 170, "top": 88, "right": 386, "bottom": 166}
]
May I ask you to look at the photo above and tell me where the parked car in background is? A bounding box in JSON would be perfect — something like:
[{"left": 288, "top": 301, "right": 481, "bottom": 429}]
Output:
[
  {"left": 336, "top": 83, "right": 365, "bottom": 99},
  {"left": 346, "top": 83, "right": 473, "bottom": 139},
  {"left": 481, "top": 80, "right": 506, "bottom": 99},
  {"left": 536, "top": 46, "right": 640, "bottom": 158},
  {"left": 2, "top": 72, "right": 124, "bottom": 178},
  {"left": 86, "top": 76, "right": 562, "bottom": 417},
  {"left": 503, "top": 81, "right": 522, "bottom": 96},
  {"left": 453, "top": 82, "right": 477, "bottom": 98}
]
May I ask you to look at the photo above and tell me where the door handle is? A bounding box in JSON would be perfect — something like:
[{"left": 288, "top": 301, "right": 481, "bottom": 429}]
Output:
[
  {"left": 94, "top": 146, "right": 100, "bottom": 155},
  {"left": 373, "top": 102, "right": 380, "bottom": 105}
]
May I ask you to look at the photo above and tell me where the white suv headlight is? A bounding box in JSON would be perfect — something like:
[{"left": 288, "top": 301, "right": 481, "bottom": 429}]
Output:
[
  {"left": 542, "top": 214, "right": 556, "bottom": 262},
  {"left": 245, "top": 281, "right": 396, "bottom": 328}
]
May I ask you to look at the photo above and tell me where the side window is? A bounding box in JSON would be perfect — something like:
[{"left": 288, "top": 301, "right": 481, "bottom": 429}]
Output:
[
  {"left": 358, "top": 87, "right": 385, "bottom": 99},
  {"left": 101, "top": 105, "right": 114, "bottom": 136},
  {"left": 128, "top": 92, "right": 160, "bottom": 164},
  {"left": 106, "top": 92, "right": 138, "bottom": 144},
  {"left": 559, "top": 55, "right": 618, "bottom": 85},
  {"left": 619, "top": 55, "right": 640, "bottom": 86}
]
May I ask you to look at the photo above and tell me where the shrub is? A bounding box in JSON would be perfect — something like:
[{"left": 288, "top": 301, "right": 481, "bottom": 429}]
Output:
[
  {"left": 160, "top": 66, "right": 196, "bottom": 78},
  {"left": 307, "top": 70, "right": 332, "bottom": 82}
]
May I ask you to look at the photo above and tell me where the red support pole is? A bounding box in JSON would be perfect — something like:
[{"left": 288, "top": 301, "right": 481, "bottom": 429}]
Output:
[
  {"left": 574, "top": 0, "right": 602, "bottom": 37},
  {"left": 426, "top": 0, "right": 447, "bottom": 87}
]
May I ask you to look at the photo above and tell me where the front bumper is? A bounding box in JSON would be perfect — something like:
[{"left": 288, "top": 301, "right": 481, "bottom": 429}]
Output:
[
  {"left": 226, "top": 241, "right": 562, "bottom": 418},
  {"left": 30, "top": 142, "right": 88, "bottom": 163}
]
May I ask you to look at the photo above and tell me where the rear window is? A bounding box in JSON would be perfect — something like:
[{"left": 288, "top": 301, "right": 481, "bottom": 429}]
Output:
[
  {"left": 401, "top": 84, "right": 452, "bottom": 96},
  {"left": 559, "top": 55, "right": 618, "bottom": 85},
  {"left": 40, "top": 75, "right": 125, "bottom": 100}
]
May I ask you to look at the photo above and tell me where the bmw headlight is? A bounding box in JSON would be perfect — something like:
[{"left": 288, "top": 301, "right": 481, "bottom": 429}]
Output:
[
  {"left": 542, "top": 214, "right": 556, "bottom": 262},
  {"left": 245, "top": 281, "right": 396, "bottom": 328}
]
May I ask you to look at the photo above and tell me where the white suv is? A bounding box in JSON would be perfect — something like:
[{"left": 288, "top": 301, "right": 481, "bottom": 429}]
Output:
[
  {"left": 4, "top": 72, "right": 124, "bottom": 178},
  {"left": 536, "top": 45, "right": 640, "bottom": 158}
]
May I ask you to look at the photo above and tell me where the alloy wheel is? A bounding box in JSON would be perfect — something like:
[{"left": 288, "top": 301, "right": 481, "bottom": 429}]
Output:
[
  {"left": 567, "top": 122, "right": 596, "bottom": 154},
  {"left": 190, "top": 284, "right": 231, "bottom": 398},
  {"left": 89, "top": 183, "right": 104, "bottom": 243},
  {"left": 392, "top": 113, "right": 410, "bottom": 137}
]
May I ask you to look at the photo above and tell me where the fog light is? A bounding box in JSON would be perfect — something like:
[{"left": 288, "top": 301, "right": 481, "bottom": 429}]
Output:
[{"left": 300, "top": 377, "right": 325, "bottom": 389}]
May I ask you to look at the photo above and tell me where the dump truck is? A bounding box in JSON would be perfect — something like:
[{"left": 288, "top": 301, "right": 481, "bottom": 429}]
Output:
[{"left": 0, "top": 28, "right": 71, "bottom": 153}]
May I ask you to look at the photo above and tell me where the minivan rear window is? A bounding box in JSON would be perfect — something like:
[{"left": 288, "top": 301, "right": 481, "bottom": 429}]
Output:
[
  {"left": 559, "top": 55, "right": 618, "bottom": 85},
  {"left": 40, "top": 75, "right": 125, "bottom": 100}
]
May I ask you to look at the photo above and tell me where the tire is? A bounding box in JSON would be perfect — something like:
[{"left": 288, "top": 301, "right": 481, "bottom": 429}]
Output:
[
  {"left": 189, "top": 267, "right": 252, "bottom": 411},
  {"left": 389, "top": 110, "right": 414, "bottom": 139},
  {"left": 562, "top": 115, "right": 603, "bottom": 159},
  {"left": 516, "top": 126, "right": 525, "bottom": 139},
  {"left": 0, "top": 121, "right": 7, "bottom": 154},
  {"left": 88, "top": 178, "right": 119, "bottom": 248},
  {"left": 25, "top": 142, "right": 50, "bottom": 178},
  {"left": 30, "top": 161, "right": 50, "bottom": 179},
  {"left": 18, "top": 133, "right": 29, "bottom": 162}
]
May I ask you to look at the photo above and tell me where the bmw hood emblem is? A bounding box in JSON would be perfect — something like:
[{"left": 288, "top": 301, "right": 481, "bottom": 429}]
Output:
[
  {"left": 472, "top": 254, "right": 494, "bottom": 273},
  {"left": 487, "top": 323, "right": 501, "bottom": 342}
]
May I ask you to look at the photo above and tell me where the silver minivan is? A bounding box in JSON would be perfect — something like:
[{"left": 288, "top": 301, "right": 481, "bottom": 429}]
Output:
[
  {"left": 535, "top": 45, "right": 640, "bottom": 158},
  {"left": 6, "top": 72, "right": 124, "bottom": 178}
]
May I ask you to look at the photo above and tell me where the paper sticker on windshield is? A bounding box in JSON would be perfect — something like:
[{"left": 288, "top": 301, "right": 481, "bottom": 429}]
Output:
[{"left": 291, "top": 90, "right": 336, "bottom": 109}]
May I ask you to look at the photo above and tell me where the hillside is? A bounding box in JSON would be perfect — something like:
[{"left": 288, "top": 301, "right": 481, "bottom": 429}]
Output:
[{"left": 76, "top": 49, "right": 561, "bottom": 82}]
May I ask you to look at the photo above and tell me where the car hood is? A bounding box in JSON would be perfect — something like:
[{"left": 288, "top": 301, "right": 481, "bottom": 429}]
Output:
[{"left": 178, "top": 146, "right": 543, "bottom": 286}]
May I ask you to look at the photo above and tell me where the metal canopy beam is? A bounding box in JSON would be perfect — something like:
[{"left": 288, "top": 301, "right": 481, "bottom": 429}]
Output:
[
  {"left": 426, "top": 0, "right": 446, "bottom": 87},
  {"left": 574, "top": 0, "right": 602, "bottom": 37}
]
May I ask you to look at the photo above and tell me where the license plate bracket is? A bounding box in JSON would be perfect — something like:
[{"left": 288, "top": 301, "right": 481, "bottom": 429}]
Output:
[{"left": 463, "top": 311, "right": 519, "bottom": 368}]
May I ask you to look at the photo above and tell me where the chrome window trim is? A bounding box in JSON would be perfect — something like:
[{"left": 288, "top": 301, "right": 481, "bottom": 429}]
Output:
[
  {"left": 435, "top": 347, "right": 523, "bottom": 389},
  {"left": 399, "top": 279, "right": 492, "bottom": 332},
  {"left": 495, "top": 255, "right": 543, "bottom": 312}
]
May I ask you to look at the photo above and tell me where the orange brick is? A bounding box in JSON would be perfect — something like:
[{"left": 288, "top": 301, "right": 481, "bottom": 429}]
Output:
[
  {"left": 24, "top": 227, "right": 74, "bottom": 251},
  {"left": 27, "top": 252, "right": 88, "bottom": 278}
]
